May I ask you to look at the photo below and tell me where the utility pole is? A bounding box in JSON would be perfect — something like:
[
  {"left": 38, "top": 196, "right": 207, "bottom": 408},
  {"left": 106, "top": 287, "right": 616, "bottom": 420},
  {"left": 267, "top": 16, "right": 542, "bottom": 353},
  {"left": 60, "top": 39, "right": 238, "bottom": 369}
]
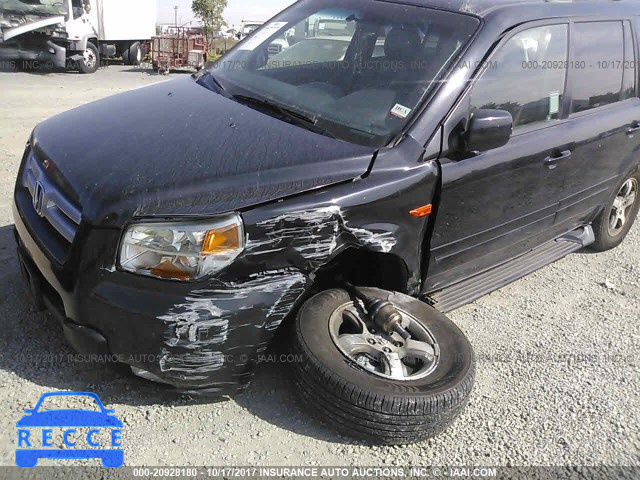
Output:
[{"left": 174, "top": 6, "right": 178, "bottom": 29}]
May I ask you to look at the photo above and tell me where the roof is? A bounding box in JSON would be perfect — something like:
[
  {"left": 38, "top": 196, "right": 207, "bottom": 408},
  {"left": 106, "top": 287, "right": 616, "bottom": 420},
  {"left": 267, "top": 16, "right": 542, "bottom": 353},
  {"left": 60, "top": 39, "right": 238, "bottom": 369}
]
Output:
[{"left": 388, "top": 0, "right": 637, "bottom": 17}]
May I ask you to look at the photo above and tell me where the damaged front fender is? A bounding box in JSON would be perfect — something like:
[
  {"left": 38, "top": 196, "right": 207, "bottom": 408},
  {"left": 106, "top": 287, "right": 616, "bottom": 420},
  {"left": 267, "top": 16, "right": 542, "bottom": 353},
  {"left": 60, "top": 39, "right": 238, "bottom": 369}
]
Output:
[
  {"left": 132, "top": 137, "right": 438, "bottom": 391},
  {"left": 231, "top": 136, "right": 439, "bottom": 295}
]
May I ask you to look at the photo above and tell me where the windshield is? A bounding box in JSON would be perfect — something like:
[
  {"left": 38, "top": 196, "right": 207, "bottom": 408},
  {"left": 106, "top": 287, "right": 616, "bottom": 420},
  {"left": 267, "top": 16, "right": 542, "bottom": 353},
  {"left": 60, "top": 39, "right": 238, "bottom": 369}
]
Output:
[{"left": 209, "top": 0, "right": 479, "bottom": 147}]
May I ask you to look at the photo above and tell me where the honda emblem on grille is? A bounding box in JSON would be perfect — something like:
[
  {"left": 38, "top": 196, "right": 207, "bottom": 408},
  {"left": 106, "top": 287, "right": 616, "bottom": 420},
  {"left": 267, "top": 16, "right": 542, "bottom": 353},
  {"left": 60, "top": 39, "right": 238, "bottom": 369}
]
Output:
[{"left": 33, "top": 182, "right": 46, "bottom": 217}]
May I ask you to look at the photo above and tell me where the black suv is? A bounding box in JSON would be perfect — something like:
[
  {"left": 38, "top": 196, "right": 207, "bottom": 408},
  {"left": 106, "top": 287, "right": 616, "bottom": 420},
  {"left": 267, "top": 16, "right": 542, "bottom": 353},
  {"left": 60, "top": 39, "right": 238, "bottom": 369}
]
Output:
[{"left": 13, "top": 0, "right": 640, "bottom": 444}]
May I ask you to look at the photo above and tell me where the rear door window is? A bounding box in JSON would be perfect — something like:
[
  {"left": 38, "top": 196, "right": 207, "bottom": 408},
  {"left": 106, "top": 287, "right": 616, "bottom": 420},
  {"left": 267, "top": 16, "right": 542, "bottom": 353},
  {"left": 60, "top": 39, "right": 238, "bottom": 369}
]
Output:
[
  {"left": 570, "top": 21, "right": 625, "bottom": 113},
  {"left": 470, "top": 24, "right": 569, "bottom": 130}
]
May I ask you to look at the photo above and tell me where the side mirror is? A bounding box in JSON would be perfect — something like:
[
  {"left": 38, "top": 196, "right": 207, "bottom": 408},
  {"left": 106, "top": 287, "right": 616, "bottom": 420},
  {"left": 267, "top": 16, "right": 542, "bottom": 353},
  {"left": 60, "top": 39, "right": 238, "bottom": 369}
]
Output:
[{"left": 464, "top": 109, "right": 513, "bottom": 152}]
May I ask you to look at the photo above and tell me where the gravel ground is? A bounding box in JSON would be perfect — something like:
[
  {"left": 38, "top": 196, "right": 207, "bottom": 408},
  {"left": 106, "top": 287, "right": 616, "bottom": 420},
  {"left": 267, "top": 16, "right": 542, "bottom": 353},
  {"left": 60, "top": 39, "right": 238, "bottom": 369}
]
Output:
[{"left": 0, "top": 65, "right": 638, "bottom": 469}]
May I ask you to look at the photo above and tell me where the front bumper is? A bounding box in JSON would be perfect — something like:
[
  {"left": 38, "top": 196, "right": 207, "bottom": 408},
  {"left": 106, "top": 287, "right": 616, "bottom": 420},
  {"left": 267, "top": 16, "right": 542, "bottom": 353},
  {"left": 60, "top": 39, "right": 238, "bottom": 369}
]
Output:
[
  {"left": 13, "top": 195, "right": 308, "bottom": 393},
  {"left": 0, "top": 39, "right": 66, "bottom": 69}
]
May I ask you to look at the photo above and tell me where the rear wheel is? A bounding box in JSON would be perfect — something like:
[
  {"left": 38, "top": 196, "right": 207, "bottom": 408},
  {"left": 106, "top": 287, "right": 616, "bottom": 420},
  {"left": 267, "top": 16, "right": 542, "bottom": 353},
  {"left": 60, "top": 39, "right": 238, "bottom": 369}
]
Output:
[
  {"left": 591, "top": 170, "right": 639, "bottom": 251},
  {"left": 128, "top": 42, "right": 142, "bottom": 66},
  {"left": 122, "top": 43, "right": 131, "bottom": 64},
  {"left": 291, "top": 288, "right": 475, "bottom": 445}
]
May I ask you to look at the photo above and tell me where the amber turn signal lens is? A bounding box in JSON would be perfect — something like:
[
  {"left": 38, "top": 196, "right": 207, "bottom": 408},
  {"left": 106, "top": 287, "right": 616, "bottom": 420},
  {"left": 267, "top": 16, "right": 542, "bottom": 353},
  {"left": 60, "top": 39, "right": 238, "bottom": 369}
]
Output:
[
  {"left": 202, "top": 224, "right": 242, "bottom": 254},
  {"left": 409, "top": 204, "right": 433, "bottom": 217},
  {"left": 150, "top": 260, "right": 193, "bottom": 281}
]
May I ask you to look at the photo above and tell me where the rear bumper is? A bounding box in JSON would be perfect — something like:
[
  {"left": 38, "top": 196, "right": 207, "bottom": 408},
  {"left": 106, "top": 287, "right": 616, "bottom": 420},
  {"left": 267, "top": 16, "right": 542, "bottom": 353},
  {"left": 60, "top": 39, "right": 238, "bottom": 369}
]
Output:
[{"left": 13, "top": 197, "right": 308, "bottom": 393}]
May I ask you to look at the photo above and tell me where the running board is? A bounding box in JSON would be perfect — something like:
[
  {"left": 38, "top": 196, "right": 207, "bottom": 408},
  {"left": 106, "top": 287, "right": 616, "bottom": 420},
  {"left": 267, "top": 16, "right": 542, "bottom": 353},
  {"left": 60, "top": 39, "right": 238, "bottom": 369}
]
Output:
[{"left": 425, "top": 226, "right": 595, "bottom": 313}]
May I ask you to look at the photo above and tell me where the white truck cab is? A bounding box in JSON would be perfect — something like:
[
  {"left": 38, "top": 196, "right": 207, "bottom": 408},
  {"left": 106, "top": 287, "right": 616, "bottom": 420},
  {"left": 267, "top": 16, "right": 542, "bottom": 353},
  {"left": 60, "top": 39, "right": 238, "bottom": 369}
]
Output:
[{"left": 0, "top": 0, "right": 157, "bottom": 73}]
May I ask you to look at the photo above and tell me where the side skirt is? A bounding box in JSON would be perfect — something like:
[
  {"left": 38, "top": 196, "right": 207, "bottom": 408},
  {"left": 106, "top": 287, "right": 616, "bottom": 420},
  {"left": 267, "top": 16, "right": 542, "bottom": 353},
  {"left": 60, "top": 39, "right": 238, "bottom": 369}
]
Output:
[{"left": 424, "top": 225, "right": 595, "bottom": 313}]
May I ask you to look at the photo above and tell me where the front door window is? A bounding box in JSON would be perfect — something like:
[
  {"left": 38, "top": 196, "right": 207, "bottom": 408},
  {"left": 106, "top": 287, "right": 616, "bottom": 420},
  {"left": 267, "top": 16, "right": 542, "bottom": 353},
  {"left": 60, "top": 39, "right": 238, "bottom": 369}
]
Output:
[{"left": 470, "top": 24, "right": 569, "bottom": 131}]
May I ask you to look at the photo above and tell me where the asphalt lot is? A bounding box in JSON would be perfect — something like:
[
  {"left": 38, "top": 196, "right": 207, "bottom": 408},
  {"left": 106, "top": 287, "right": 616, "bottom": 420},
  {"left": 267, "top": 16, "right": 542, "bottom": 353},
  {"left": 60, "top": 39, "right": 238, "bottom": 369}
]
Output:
[{"left": 0, "top": 65, "right": 638, "bottom": 469}]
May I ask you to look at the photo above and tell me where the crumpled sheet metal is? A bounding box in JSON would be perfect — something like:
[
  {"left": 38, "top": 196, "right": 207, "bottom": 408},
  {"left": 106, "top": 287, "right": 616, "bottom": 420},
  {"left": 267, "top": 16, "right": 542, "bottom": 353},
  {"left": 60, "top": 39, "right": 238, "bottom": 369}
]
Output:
[{"left": 153, "top": 205, "right": 396, "bottom": 386}]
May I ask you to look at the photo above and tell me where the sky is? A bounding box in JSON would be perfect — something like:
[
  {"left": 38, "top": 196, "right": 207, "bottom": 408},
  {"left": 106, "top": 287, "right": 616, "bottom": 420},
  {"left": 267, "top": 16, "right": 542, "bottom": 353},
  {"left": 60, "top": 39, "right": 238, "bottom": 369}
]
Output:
[{"left": 157, "top": 0, "right": 296, "bottom": 29}]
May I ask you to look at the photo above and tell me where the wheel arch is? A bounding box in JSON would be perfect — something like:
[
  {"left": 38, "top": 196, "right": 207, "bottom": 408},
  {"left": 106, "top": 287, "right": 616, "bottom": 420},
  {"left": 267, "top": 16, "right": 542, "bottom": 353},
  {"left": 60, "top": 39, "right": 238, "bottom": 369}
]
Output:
[
  {"left": 312, "top": 247, "right": 411, "bottom": 294},
  {"left": 75, "top": 36, "right": 98, "bottom": 52},
  {"left": 267, "top": 248, "right": 411, "bottom": 345}
]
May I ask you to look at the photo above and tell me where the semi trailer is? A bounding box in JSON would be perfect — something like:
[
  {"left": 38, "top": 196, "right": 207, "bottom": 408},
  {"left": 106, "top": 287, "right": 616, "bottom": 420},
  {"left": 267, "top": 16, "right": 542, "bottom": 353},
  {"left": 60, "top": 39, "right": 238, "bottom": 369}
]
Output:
[{"left": 0, "top": 0, "right": 157, "bottom": 73}]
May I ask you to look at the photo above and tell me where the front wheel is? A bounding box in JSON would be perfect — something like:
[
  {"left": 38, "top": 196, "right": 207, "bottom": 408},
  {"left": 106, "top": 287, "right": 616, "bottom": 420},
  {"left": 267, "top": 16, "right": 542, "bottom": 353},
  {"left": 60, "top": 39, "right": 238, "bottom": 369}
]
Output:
[
  {"left": 591, "top": 170, "right": 639, "bottom": 252},
  {"left": 291, "top": 288, "right": 475, "bottom": 445},
  {"left": 78, "top": 41, "right": 99, "bottom": 74}
]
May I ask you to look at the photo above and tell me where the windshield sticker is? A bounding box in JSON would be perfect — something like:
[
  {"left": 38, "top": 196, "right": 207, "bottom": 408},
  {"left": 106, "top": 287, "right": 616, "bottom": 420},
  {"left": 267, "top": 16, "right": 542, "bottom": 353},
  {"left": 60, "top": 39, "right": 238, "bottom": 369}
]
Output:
[
  {"left": 390, "top": 104, "right": 412, "bottom": 119},
  {"left": 238, "top": 22, "right": 288, "bottom": 51}
]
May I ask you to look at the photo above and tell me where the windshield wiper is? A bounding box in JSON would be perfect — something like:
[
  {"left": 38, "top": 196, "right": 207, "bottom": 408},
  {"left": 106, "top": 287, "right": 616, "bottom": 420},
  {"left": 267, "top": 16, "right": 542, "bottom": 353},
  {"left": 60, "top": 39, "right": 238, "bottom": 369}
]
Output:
[
  {"left": 231, "top": 94, "right": 337, "bottom": 139},
  {"left": 195, "top": 71, "right": 232, "bottom": 98}
]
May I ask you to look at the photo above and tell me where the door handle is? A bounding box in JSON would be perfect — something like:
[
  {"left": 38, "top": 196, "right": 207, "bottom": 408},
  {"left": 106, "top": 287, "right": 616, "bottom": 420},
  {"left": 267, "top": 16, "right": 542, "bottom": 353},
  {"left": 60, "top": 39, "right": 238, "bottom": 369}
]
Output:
[{"left": 544, "top": 150, "right": 572, "bottom": 169}]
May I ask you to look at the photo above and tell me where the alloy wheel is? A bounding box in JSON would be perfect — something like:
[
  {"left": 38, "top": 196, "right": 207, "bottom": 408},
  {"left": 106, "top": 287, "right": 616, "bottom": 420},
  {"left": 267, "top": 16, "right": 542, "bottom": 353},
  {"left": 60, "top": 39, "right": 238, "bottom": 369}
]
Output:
[
  {"left": 608, "top": 178, "right": 638, "bottom": 237},
  {"left": 328, "top": 301, "right": 440, "bottom": 381}
]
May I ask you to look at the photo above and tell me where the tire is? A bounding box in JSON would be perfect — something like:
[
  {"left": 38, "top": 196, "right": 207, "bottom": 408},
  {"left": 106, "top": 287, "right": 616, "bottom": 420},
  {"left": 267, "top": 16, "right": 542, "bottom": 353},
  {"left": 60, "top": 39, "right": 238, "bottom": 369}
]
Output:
[
  {"left": 128, "top": 42, "right": 142, "bottom": 66},
  {"left": 122, "top": 43, "right": 131, "bottom": 65},
  {"left": 591, "top": 169, "right": 640, "bottom": 252},
  {"left": 78, "top": 41, "right": 99, "bottom": 74},
  {"left": 291, "top": 288, "right": 475, "bottom": 445}
]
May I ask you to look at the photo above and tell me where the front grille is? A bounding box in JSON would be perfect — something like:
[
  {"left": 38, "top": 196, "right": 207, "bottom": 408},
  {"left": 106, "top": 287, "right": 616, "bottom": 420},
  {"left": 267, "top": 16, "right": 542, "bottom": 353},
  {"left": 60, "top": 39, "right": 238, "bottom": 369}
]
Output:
[{"left": 21, "top": 150, "right": 81, "bottom": 243}]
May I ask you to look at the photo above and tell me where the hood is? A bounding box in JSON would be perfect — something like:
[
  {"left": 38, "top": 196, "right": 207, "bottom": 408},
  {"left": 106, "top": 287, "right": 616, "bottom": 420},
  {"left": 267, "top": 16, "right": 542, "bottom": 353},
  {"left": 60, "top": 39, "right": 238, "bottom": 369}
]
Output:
[
  {"left": 1, "top": 0, "right": 67, "bottom": 18},
  {"left": 31, "top": 76, "right": 375, "bottom": 228},
  {"left": 1, "top": 15, "right": 65, "bottom": 41}
]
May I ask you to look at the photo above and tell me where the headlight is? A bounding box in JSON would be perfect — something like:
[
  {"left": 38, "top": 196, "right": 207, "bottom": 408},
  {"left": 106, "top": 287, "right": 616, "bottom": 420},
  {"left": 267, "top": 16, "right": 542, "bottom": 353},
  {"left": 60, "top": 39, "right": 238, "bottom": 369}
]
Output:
[{"left": 118, "top": 214, "right": 245, "bottom": 281}]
